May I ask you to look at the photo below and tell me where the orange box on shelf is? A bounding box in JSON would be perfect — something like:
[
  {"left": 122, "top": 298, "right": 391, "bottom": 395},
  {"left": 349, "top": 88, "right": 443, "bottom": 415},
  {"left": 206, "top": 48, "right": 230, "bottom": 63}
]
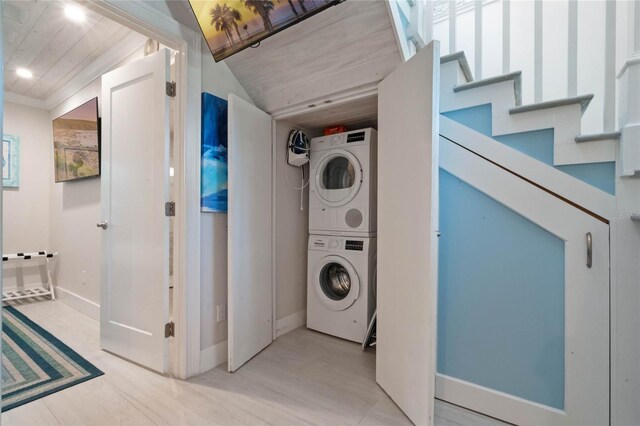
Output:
[{"left": 324, "top": 125, "right": 346, "bottom": 136}]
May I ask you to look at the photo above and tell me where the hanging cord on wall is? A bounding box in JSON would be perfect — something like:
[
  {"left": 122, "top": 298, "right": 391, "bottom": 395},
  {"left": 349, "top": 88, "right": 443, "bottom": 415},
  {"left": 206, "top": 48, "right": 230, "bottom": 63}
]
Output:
[
  {"left": 300, "top": 167, "right": 306, "bottom": 211},
  {"left": 284, "top": 139, "right": 310, "bottom": 211}
]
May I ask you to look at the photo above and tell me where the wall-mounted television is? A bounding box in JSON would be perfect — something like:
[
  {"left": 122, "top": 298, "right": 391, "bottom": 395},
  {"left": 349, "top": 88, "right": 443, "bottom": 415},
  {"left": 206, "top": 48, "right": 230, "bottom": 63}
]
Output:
[
  {"left": 188, "top": 0, "right": 344, "bottom": 62},
  {"left": 53, "top": 97, "right": 100, "bottom": 183}
]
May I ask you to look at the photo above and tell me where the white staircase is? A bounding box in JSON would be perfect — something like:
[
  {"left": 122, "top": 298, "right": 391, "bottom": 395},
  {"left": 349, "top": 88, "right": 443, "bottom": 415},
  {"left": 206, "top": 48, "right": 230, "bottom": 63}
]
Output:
[
  {"left": 435, "top": 49, "right": 618, "bottom": 426},
  {"left": 438, "top": 51, "right": 621, "bottom": 222},
  {"left": 440, "top": 51, "right": 619, "bottom": 168}
]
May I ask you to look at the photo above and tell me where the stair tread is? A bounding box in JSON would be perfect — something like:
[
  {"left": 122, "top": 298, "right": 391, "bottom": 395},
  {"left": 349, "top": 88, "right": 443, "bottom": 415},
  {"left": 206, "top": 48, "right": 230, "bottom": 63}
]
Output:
[
  {"left": 440, "top": 51, "right": 473, "bottom": 82},
  {"left": 453, "top": 71, "right": 522, "bottom": 106},
  {"left": 509, "top": 94, "right": 594, "bottom": 115},
  {"left": 575, "top": 131, "right": 622, "bottom": 143}
]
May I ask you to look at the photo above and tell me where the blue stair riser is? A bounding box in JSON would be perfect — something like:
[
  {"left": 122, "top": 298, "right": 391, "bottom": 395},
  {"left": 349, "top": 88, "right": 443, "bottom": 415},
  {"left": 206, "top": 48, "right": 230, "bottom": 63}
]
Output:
[{"left": 441, "top": 104, "right": 615, "bottom": 195}]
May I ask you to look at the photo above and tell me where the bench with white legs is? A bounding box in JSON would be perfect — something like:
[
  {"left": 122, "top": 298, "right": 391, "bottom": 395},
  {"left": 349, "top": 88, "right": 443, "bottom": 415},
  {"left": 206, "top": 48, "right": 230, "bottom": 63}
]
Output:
[{"left": 2, "top": 252, "right": 58, "bottom": 302}]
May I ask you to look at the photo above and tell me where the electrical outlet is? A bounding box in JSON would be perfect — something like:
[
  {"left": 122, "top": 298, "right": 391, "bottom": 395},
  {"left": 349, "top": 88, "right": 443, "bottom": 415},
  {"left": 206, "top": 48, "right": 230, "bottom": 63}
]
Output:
[{"left": 216, "top": 304, "right": 227, "bottom": 323}]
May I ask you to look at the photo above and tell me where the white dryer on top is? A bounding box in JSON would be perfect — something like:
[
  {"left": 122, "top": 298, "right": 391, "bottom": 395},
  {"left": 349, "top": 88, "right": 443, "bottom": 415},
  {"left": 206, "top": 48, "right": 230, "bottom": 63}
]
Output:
[{"left": 309, "top": 128, "right": 377, "bottom": 237}]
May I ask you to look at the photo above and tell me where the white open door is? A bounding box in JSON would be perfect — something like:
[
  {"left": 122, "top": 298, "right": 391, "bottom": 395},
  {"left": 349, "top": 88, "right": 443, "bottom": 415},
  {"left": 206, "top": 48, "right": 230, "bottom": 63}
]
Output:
[
  {"left": 227, "top": 94, "right": 273, "bottom": 372},
  {"left": 100, "top": 49, "right": 171, "bottom": 373},
  {"left": 377, "top": 42, "right": 440, "bottom": 425}
]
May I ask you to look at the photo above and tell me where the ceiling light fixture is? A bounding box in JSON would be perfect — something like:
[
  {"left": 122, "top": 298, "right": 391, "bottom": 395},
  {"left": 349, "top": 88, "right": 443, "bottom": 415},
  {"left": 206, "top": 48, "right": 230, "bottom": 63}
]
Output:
[
  {"left": 64, "top": 4, "right": 86, "bottom": 23},
  {"left": 16, "top": 68, "right": 33, "bottom": 79}
]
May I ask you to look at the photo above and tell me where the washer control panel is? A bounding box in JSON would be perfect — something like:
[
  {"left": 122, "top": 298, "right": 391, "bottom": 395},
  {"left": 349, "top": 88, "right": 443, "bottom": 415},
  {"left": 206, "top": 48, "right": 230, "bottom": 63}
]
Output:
[
  {"left": 309, "top": 236, "right": 370, "bottom": 253},
  {"left": 345, "top": 240, "right": 364, "bottom": 251}
]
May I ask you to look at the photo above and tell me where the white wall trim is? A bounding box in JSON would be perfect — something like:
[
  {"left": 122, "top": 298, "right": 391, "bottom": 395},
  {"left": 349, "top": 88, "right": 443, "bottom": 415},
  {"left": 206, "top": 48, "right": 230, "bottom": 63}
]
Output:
[
  {"left": 440, "top": 116, "right": 615, "bottom": 219},
  {"left": 386, "top": 0, "right": 412, "bottom": 62},
  {"left": 271, "top": 121, "right": 278, "bottom": 341},
  {"left": 4, "top": 92, "right": 48, "bottom": 110},
  {"left": 200, "top": 340, "right": 228, "bottom": 374},
  {"left": 56, "top": 286, "right": 100, "bottom": 321},
  {"left": 276, "top": 309, "right": 307, "bottom": 338},
  {"left": 616, "top": 55, "right": 640, "bottom": 79}
]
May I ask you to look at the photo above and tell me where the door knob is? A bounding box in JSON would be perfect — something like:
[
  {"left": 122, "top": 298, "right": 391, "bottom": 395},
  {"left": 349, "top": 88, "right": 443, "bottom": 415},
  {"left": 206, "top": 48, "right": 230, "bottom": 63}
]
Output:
[{"left": 97, "top": 221, "right": 108, "bottom": 230}]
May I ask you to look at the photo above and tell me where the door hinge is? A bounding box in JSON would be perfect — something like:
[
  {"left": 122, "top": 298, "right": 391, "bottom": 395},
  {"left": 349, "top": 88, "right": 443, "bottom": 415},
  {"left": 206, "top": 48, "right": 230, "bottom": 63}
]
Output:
[
  {"left": 165, "top": 321, "right": 175, "bottom": 338},
  {"left": 166, "top": 81, "right": 176, "bottom": 97},
  {"left": 165, "top": 201, "right": 176, "bottom": 217}
]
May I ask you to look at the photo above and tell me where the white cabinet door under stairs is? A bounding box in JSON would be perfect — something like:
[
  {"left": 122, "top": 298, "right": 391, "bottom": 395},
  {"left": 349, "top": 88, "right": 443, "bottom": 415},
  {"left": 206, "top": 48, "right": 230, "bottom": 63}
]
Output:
[
  {"left": 377, "top": 42, "right": 440, "bottom": 426},
  {"left": 99, "top": 49, "right": 171, "bottom": 374},
  {"left": 437, "top": 135, "right": 609, "bottom": 425},
  {"left": 227, "top": 94, "right": 274, "bottom": 372}
]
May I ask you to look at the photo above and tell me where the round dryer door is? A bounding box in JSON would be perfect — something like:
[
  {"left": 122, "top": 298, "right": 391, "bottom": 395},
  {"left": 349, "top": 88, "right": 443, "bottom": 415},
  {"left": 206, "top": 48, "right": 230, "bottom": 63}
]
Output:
[
  {"left": 314, "top": 255, "right": 360, "bottom": 311},
  {"left": 314, "top": 151, "right": 363, "bottom": 207}
]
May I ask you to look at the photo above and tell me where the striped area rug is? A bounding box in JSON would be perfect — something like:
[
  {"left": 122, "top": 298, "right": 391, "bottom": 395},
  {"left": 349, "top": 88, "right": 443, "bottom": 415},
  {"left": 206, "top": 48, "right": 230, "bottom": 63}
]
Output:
[{"left": 1, "top": 306, "right": 104, "bottom": 412}]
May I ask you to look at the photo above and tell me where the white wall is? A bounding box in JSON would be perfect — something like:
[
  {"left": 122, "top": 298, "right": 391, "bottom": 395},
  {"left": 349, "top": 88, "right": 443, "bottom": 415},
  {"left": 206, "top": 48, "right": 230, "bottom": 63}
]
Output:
[
  {"left": 199, "top": 45, "right": 252, "bottom": 351},
  {"left": 2, "top": 102, "right": 52, "bottom": 290},
  {"left": 274, "top": 121, "right": 310, "bottom": 323},
  {"left": 2, "top": 102, "right": 51, "bottom": 253},
  {"left": 48, "top": 78, "right": 103, "bottom": 307}
]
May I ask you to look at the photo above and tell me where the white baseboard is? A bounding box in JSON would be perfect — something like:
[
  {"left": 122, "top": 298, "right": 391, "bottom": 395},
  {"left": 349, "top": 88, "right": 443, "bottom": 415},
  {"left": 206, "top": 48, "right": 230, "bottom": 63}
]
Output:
[
  {"left": 200, "top": 340, "right": 227, "bottom": 374},
  {"left": 56, "top": 286, "right": 100, "bottom": 321},
  {"left": 276, "top": 309, "right": 306, "bottom": 338}
]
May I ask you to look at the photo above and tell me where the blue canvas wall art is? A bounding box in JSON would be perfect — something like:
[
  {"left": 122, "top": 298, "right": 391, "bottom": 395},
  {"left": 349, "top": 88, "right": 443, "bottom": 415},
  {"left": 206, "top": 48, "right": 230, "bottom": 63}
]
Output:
[{"left": 201, "top": 92, "right": 228, "bottom": 212}]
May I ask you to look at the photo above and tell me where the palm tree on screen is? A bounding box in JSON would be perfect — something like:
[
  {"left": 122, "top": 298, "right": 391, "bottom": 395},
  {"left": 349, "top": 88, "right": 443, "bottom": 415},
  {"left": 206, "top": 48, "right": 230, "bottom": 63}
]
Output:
[
  {"left": 210, "top": 3, "right": 236, "bottom": 46},
  {"left": 227, "top": 6, "right": 245, "bottom": 43},
  {"left": 282, "top": 0, "right": 299, "bottom": 16},
  {"left": 211, "top": 4, "right": 245, "bottom": 46},
  {"left": 244, "top": 0, "right": 275, "bottom": 32}
]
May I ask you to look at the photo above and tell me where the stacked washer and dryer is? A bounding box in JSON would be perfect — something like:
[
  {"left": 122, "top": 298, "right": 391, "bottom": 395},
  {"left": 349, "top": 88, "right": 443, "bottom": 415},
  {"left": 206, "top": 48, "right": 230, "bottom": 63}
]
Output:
[{"left": 306, "top": 128, "right": 378, "bottom": 343}]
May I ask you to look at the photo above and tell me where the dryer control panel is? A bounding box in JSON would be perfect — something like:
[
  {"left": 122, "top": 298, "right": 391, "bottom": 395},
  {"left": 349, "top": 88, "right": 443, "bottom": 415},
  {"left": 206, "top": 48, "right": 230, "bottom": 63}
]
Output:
[{"left": 310, "top": 128, "right": 377, "bottom": 152}]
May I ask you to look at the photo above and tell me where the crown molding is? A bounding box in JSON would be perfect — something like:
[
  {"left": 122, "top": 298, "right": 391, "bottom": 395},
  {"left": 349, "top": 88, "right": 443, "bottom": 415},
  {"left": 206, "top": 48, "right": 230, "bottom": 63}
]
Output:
[{"left": 4, "top": 91, "right": 48, "bottom": 110}]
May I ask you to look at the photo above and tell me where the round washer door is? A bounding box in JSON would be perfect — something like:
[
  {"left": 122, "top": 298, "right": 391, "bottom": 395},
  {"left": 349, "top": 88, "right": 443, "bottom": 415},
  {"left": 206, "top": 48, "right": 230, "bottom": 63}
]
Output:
[
  {"left": 314, "top": 150, "right": 363, "bottom": 207},
  {"left": 313, "top": 255, "right": 360, "bottom": 311}
]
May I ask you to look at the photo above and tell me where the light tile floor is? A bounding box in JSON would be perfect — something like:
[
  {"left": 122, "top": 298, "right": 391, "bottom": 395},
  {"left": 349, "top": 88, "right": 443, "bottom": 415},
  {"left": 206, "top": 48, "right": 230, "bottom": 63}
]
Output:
[{"left": 3, "top": 301, "right": 507, "bottom": 426}]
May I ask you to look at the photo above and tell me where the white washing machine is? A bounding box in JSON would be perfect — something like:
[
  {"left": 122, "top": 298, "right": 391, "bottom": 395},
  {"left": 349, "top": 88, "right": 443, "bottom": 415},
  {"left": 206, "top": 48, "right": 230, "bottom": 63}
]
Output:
[
  {"left": 307, "top": 235, "right": 376, "bottom": 343},
  {"left": 309, "top": 128, "right": 377, "bottom": 237}
]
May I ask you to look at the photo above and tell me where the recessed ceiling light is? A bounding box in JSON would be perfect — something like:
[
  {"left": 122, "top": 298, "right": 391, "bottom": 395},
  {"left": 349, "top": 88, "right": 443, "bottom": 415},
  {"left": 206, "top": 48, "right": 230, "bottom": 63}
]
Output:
[
  {"left": 16, "top": 68, "right": 33, "bottom": 79},
  {"left": 64, "top": 4, "right": 86, "bottom": 23}
]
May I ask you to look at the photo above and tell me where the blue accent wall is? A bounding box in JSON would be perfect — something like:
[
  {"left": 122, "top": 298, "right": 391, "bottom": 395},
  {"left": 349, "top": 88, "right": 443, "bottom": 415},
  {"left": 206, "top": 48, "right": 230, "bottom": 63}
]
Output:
[
  {"left": 556, "top": 162, "right": 616, "bottom": 195},
  {"left": 438, "top": 169, "right": 566, "bottom": 410},
  {"left": 442, "top": 105, "right": 616, "bottom": 195},
  {"left": 494, "top": 129, "right": 555, "bottom": 166},
  {"left": 442, "top": 104, "right": 493, "bottom": 136}
]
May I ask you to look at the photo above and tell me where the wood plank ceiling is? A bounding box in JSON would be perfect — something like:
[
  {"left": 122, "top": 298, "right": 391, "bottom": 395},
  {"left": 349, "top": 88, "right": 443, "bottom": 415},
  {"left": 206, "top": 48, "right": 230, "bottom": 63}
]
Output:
[
  {"left": 3, "top": 0, "right": 144, "bottom": 102},
  {"left": 222, "top": 1, "right": 401, "bottom": 115}
]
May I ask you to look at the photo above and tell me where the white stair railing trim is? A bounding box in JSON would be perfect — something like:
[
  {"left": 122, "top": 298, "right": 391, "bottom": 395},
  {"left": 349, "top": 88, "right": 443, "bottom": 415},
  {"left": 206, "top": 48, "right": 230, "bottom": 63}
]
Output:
[
  {"left": 567, "top": 0, "right": 578, "bottom": 98},
  {"left": 474, "top": 0, "right": 482, "bottom": 79},
  {"left": 502, "top": 0, "right": 510, "bottom": 74}
]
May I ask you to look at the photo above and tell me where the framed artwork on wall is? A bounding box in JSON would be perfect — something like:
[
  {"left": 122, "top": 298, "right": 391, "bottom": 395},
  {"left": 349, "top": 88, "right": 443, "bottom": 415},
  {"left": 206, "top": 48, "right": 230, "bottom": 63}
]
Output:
[
  {"left": 201, "top": 92, "right": 228, "bottom": 213},
  {"left": 2, "top": 134, "right": 20, "bottom": 188},
  {"left": 53, "top": 97, "right": 100, "bottom": 183}
]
